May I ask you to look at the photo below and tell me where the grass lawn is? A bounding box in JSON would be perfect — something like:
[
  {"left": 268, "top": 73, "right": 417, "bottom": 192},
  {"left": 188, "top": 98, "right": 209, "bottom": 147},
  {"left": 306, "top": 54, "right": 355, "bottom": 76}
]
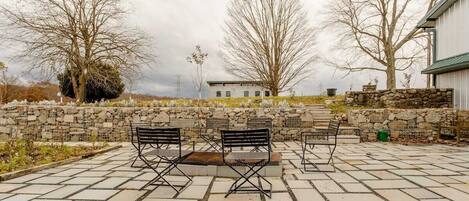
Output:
[
  {"left": 0, "top": 140, "right": 106, "bottom": 174},
  {"left": 108, "top": 95, "right": 346, "bottom": 108}
]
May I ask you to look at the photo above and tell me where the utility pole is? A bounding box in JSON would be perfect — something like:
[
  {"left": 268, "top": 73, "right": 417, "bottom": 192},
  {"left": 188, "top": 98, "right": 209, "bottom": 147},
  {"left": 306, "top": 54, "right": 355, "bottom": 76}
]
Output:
[{"left": 176, "top": 75, "right": 182, "bottom": 98}]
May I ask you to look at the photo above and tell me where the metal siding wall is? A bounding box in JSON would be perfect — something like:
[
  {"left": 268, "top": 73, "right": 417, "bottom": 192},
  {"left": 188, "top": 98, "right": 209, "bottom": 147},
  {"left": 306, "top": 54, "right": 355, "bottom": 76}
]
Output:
[
  {"left": 436, "top": 0, "right": 469, "bottom": 60},
  {"left": 436, "top": 68, "right": 469, "bottom": 109}
]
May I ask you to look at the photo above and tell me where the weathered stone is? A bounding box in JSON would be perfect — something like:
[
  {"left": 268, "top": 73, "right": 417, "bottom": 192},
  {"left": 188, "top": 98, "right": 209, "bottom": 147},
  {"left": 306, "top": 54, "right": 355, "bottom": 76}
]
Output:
[
  {"left": 64, "top": 115, "right": 74, "bottom": 123},
  {"left": 152, "top": 112, "right": 169, "bottom": 123},
  {"left": 395, "top": 111, "right": 417, "bottom": 120},
  {"left": 425, "top": 111, "right": 441, "bottom": 123}
]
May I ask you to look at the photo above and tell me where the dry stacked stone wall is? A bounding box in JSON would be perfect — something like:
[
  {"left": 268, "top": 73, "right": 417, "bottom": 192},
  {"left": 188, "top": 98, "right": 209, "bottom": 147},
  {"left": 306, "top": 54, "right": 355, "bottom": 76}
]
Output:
[
  {"left": 345, "top": 88, "right": 453, "bottom": 108},
  {"left": 348, "top": 108, "right": 469, "bottom": 142},
  {"left": 0, "top": 105, "right": 328, "bottom": 142}
]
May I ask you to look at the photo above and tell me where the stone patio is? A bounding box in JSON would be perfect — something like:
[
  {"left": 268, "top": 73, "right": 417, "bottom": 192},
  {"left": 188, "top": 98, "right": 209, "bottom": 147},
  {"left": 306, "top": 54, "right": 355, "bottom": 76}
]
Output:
[{"left": 1, "top": 142, "right": 469, "bottom": 201}]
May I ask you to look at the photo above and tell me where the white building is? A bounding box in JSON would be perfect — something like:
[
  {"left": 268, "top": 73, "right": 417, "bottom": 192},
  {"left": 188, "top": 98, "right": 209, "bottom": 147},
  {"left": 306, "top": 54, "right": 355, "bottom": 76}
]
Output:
[
  {"left": 418, "top": 0, "right": 469, "bottom": 109},
  {"left": 207, "top": 81, "right": 271, "bottom": 98}
]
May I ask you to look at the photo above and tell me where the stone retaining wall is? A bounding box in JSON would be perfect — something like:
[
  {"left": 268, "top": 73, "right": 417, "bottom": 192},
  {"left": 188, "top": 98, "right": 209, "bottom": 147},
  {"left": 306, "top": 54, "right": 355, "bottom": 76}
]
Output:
[
  {"left": 0, "top": 105, "right": 330, "bottom": 142},
  {"left": 345, "top": 88, "right": 453, "bottom": 108},
  {"left": 347, "top": 108, "right": 469, "bottom": 142}
]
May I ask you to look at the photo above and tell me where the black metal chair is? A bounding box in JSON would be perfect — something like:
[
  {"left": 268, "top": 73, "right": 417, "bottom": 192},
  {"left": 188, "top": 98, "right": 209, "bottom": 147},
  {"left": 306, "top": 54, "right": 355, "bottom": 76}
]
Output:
[
  {"left": 301, "top": 120, "right": 340, "bottom": 172},
  {"left": 129, "top": 122, "right": 150, "bottom": 167},
  {"left": 199, "top": 118, "right": 229, "bottom": 151},
  {"left": 285, "top": 116, "right": 304, "bottom": 141},
  {"left": 247, "top": 117, "right": 273, "bottom": 152},
  {"left": 247, "top": 117, "right": 273, "bottom": 129},
  {"left": 136, "top": 127, "right": 193, "bottom": 193},
  {"left": 221, "top": 129, "right": 272, "bottom": 198}
]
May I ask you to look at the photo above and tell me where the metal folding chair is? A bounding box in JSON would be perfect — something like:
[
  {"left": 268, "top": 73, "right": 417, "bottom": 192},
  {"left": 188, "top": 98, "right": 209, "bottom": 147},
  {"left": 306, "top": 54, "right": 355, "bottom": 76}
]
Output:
[
  {"left": 247, "top": 117, "right": 272, "bottom": 152},
  {"left": 301, "top": 120, "right": 340, "bottom": 172},
  {"left": 199, "top": 118, "right": 229, "bottom": 151},
  {"left": 136, "top": 127, "right": 193, "bottom": 193},
  {"left": 129, "top": 122, "right": 150, "bottom": 168},
  {"left": 221, "top": 129, "right": 272, "bottom": 198},
  {"left": 247, "top": 117, "right": 273, "bottom": 129}
]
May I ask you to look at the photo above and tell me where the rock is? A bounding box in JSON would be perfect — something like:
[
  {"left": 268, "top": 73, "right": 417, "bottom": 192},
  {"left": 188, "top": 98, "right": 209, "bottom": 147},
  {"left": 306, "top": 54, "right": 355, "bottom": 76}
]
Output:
[
  {"left": 103, "top": 122, "right": 113, "bottom": 128},
  {"left": 64, "top": 115, "right": 74, "bottom": 123},
  {"left": 395, "top": 111, "right": 417, "bottom": 120},
  {"left": 27, "top": 115, "right": 37, "bottom": 121},
  {"left": 425, "top": 111, "right": 441, "bottom": 123},
  {"left": 153, "top": 112, "right": 170, "bottom": 123}
]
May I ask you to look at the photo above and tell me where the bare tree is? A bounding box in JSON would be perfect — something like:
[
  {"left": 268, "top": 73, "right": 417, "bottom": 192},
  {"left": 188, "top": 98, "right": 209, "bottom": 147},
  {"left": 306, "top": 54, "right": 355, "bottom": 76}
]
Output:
[
  {"left": 324, "top": 0, "right": 436, "bottom": 89},
  {"left": 222, "top": 0, "right": 316, "bottom": 96},
  {"left": 0, "top": 0, "right": 152, "bottom": 103},
  {"left": 186, "top": 45, "right": 208, "bottom": 99},
  {"left": 400, "top": 72, "right": 412, "bottom": 89},
  {"left": 0, "top": 62, "right": 19, "bottom": 104}
]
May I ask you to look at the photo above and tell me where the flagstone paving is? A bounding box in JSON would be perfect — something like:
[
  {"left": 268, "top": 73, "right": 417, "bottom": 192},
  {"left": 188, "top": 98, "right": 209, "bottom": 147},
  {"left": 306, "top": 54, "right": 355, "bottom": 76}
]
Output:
[{"left": 1, "top": 142, "right": 469, "bottom": 201}]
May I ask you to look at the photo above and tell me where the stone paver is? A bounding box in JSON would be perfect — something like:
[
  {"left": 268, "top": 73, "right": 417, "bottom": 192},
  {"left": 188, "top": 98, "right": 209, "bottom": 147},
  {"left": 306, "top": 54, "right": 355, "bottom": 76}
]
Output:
[
  {"left": 364, "top": 179, "right": 417, "bottom": 189},
  {"left": 325, "top": 193, "right": 384, "bottom": 201},
  {"left": 91, "top": 177, "right": 129, "bottom": 189},
  {"left": 13, "top": 184, "right": 62, "bottom": 194},
  {"left": 108, "top": 190, "right": 146, "bottom": 201},
  {"left": 376, "top": 189, "right": 418, "bottom": 201},
  {"left": 40, "top": 185, "right": 88, "bottom": 199},
  {"left": 0, "top": 184, "right": 26, "bottom": 193},
  {"left": 292, "top": 188, "right": 324, "bottom": 201},
  {"left": 402, "top": 188, "right": 442, "bottom": 199},
  {"left": 69, "top": 189, "right": 119, "bottom": 200},
  {"left": 1, "top": 142, "right": 469, "bottom": 201},
  {"left": 311, "top": 180, "right": 344, "bottom": 193}
]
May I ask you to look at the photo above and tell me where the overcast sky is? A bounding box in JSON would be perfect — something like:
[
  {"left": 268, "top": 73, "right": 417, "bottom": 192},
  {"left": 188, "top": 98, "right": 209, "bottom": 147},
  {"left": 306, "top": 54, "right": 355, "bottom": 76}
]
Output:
[{"left": 0, "top": 0, "right": 429, "bottom": 98}]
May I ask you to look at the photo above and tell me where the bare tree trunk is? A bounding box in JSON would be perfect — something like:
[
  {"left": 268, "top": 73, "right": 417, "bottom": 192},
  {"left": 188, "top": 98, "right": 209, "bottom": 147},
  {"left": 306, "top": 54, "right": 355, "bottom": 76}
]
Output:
[{"left": 77, "top": 71, "right": 87, "bottom": 103}]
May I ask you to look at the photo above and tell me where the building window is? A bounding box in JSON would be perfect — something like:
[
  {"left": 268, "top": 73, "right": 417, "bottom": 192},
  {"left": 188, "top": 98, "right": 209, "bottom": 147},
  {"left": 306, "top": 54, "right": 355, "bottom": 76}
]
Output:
[
  {"left": 226, "top": 91, "right": 231, "bottom": 97},
  {"left": 244, "top": 91, "right": 249, "bottom": 97},
  {"left": 255, "top": 91, "right": 261, "bottom": 97},
  {"left": 265, "top": 91, "right": 270, "bottom": 97},
  {"left": 216, "top": 91, "right": 222, "bottom": 97}
]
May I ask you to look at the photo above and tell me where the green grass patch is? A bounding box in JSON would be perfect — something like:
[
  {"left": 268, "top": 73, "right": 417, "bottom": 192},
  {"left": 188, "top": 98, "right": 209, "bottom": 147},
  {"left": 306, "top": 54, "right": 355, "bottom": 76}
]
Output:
[
  {"left": 0, "top": 140, "right": 106, "bottom": 174},
  {"left": 107, "top": 95, "right": 345, "bottom": 108}
]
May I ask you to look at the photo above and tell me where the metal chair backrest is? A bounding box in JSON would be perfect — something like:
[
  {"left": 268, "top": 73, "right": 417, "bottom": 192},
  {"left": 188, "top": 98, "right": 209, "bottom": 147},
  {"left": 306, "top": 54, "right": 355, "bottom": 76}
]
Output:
[
  {"left": 130, "top": 122, "right": 150, "bottom": 143},
  {"left": 247, "top": 117, "right": 273, "bottom": 129},
  {"left": 206, "top": 118, "right": 230, "bottom": 130},
  {"left": 327, "top": 120, "right": 341, "bottom": 136},
  {"left": 136, "top": 127, "right": 182, "bottom": 147},
  {"left": 170, "top": 118, "right": 196, "bottom": 128},
  {"left": 285, "top": 116, "right": 302, "bottom": 128},
  {"left": 221, "top": 129, "right": 270, "bottom": 148}
]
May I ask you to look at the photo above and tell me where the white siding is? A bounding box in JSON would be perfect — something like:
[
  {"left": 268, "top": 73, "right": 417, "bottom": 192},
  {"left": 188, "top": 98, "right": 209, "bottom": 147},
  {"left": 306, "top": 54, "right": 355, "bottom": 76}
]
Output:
[
  {"left": 207, "top": 84, "right": 270, "bottom": 99},
  {"left": 437, "top": 68, "right": 469, "bottom": 109},
  {"left": 435, "top": 0, "right": 469, "bottom": 60}
]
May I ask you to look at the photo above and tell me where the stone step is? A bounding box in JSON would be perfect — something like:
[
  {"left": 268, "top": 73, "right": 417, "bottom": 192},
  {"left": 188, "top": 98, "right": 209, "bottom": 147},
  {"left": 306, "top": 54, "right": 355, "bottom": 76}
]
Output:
[{"left": 337, "top": 135, "right": 361, "bottom": 144}]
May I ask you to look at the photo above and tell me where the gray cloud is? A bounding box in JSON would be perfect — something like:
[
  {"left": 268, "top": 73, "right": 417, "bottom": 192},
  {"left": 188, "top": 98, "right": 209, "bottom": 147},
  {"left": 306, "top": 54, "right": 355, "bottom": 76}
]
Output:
[{"left": 0, "top": 0, "right": 428, "bottom": 98}]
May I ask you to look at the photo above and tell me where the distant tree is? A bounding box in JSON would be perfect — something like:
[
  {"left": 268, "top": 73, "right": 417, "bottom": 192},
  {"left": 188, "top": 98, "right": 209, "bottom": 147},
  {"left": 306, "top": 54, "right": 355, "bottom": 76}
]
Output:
[
  {"left": 186, "top": 45, "right": 208, "bottom": 99},
  {"left": 0, "top": 62, "right": 19, "bottom": 104},
  {"left": 222, "top": 0, "right": 317, "bottom": 96},
  {"left": 0, "top": 0, "right": 152, "bottom": 103},
  {"left": 323, "top": 0, "right": 436, "bottom": 89},
  {"left": 58, "top": 63, "right": 125, "bottom": 103}
]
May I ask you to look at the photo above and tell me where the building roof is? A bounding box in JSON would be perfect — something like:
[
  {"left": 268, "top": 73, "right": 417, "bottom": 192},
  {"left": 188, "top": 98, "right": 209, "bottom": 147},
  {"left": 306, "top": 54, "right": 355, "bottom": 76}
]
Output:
[
  {"left": 417, "top": 0, "right": 458, "bottom": 28},
  {"left": 422, "top": 52, "right": 469, "bottom": 74},
  {"left": 206, "top": 80, "right": 264, "bottom": 85}
]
